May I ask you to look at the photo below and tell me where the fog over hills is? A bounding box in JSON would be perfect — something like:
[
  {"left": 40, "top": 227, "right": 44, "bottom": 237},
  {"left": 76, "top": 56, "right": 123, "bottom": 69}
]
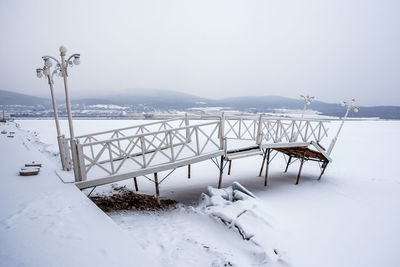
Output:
[
  {"left": 0, "top": 89, "right": 50, "bottom": 106},
  {"left": 1, "top": 89, "right": 399, "bottom": 119}
]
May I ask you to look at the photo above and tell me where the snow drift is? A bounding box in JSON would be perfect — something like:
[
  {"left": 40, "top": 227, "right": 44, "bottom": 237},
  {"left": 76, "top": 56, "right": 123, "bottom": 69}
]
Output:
[{"left": 198, "top": 182, "right": 287, "bottom": 266}]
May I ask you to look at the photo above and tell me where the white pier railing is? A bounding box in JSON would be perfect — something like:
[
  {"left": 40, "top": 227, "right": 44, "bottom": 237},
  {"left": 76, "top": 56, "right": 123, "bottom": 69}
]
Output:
[
  {"left": 67, "top": 116, "right": 189, "bottom": 144},
  {"left": 62, "top": 115, "right": 334, "bottom": 188},
  {"left": 222, "top": 115, "right": 329, "bottom": 145},
  {"left": 75, "top": 121, "right": 224, "bottom": 186}
]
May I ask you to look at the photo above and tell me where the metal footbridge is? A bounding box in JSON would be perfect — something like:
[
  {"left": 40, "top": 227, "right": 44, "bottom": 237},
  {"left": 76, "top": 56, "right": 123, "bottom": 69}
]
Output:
[{"left": 57, "top": 113, "right": 343, "bottom": 197}]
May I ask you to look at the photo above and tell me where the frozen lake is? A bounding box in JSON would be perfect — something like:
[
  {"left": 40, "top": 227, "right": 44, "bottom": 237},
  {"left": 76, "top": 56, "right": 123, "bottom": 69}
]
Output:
[{"left": 14, "top": 119, "right": 400, "bottom": 267}]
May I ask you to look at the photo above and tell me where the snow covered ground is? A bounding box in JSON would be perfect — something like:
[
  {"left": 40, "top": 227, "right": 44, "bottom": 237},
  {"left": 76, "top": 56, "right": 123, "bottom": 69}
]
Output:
[{"left": 1, "top": 119, "right": 400, "bottom": 267}]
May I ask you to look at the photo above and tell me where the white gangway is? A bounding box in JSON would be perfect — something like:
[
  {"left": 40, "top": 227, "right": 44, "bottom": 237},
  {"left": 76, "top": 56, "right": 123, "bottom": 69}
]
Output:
[{"left": 57, "top": 113, "right": 341, "bottom": 197}]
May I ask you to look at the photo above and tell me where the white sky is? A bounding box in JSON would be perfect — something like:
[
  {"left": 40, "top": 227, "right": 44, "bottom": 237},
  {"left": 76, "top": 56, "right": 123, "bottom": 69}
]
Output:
[{"left": 0, "top": 0, "right": 399, "bottom": 106}]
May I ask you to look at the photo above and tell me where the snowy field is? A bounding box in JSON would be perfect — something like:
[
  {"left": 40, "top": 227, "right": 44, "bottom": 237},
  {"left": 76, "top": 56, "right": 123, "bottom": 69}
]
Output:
[{"left": 1, "top": 119, "right": 400, "bottom": 267}]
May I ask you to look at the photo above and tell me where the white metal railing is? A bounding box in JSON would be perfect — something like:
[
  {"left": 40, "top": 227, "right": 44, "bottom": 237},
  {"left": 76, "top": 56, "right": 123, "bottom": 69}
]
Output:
[
  {"left": 223, "top": 116, "right": 258, "bottom": 140},
  {"left": 259, "top": 118, "right": 329, "bottom": 144},
  {"left": 64, "top": 114, "right": 332, "bottom": 183},
  {"left": 76, "top": 121, "right": 223, "bottom": 180},
  {"left": 222, "top": 115, "right": 329, "bottom": 145},
  {"left": 67, "top": 116, "right": 189, "bottom": 144}
]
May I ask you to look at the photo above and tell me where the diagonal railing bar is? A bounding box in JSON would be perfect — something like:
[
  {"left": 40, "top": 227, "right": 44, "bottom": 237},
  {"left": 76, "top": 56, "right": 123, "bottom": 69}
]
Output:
[
  {"left": 144, "top": 133, "right": 172, "bottom": 166},
  {"left": 224, "top": 119, "right": 239, "bottom": 138},
  {"left": 85, "top": 143, "right": 108, "bottom": 173},
  {"left": 198, "top": 124, "right": 220, "bottom": 154},
  {"left": 240, "top": 120, "right": 255, "bottom": 139},
  {"left": 171, "top": 130, "right": 197, "bottom": 159},
  {"left": 114, "top": 139, "right": 144, "bottom": 173},
  {"left": 83, "top": 148, "right": 113, "bottom": 175}
]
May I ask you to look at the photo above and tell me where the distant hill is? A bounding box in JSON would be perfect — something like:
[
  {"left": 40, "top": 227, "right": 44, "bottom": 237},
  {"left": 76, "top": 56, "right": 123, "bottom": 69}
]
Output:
[
  {"left": 0, "top": 90, "right": 50, "bottom": 106},
  {"left": 1, "top": 89, "right": 399, "bottom": 119},
  {"left": 97, "top": 89, "right": 210, "bottom": 109}
]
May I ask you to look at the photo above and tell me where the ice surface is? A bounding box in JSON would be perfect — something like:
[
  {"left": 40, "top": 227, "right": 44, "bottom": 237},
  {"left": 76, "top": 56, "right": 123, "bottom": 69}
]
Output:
[{"left": 1, "top": 119, "right": 399, "bottom": 267}]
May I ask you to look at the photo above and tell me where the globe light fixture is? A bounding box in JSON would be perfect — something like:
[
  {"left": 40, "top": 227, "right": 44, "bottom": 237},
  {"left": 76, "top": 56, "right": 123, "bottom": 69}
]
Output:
[
  {"left": 300, "top": 94, "right": 315, "bottom": 118},
  {"left": 73, "top": 55, "right": 80, "bottom": 65},
  {"left": 43, "top": 67, "right": 50, "bottom": 76},
  {"left": 327, "top": 98, "right": 360, "bottom": 155},
  {"left": 36, "top": 68, "right": 43, "bottom": 78}
]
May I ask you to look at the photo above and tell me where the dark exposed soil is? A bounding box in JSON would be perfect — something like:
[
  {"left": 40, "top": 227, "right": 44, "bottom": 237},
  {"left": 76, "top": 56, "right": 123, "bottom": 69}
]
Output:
[{"left": 90, "top": 187, "right": 178, "bottom": 212}]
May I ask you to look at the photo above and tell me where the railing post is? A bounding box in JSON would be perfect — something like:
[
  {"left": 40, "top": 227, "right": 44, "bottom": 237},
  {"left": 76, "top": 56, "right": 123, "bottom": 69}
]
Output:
[
  {"left": 56, "top": 135, "right": 67, "bottom": 170},
  {"left": 256, "top": 114, "right": 263, "bottom": 145},
  {"left": 275, "top": 120, "right": 280, "bottom": 142},
  {"left": 219, "top": 113, "right": 225, "bottom": 149},
  {"left": 290, "top": 120, "right": 295, "bottom": 142},
  {"left": 107, "top": 142, "right": 115, "bottom": 174},
  {"left": 304, "top": 121, "right": 309, "bottom": 142},
  {"left": 140, "top": 136, "right": 147, "bottom": 168},
  {"left": 70, "top": 138, "right": 81, "bottom": 182},
  {"left": 62, "top": 135, "right": 72, "bottom": 171},
  {"left": 168, "top": 131, "right": 175, "bottom": 162},
  {"left": 184, "top": 113, "right": 191, "bottom": 143},
  {"left": 76, "top": 140, "right": 87, "bottom": 181},
  {"left": 238, "top": 118, "right": 242, "bottom": 138},
  {"left": 317, "top": 122, "right": 322, "bottom": 142},
  {"left": 195, "top": 126, "right": 200, "bottom": 155}
]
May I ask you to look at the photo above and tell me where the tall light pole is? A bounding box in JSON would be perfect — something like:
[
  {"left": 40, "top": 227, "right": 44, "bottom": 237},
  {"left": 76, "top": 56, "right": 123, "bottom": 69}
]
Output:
[
  {"left": 300, "top": 95, "right": 315, "bottom": 118},
  {"left": 39, "top": 46, "right": 81, "bottom": 179},
  {"left": 41, "top": 46, "right": 80, "bottom": 140},
  {"left": 36, "top": 66, "right": 70, "bottom": 170},
  {"left": 327, "top": 98, "right": 359, "bottom": 155}
]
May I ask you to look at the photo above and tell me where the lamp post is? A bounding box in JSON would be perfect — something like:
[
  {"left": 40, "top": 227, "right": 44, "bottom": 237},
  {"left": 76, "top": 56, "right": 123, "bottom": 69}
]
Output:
[
  {"left": 36, "top": 66, "right": 70, "bottom": 170},
  {"left": 300, "top": 95, "right": 315, "bottom": 118},
  {"left": 327, "top": 98, "right": 359, "bottom": 155},
  {"left": 39, "top": 46, "right": 81, "bottom": 180},
  {"left": 41, "top": 46, "right": 80, "bottom": 139}
]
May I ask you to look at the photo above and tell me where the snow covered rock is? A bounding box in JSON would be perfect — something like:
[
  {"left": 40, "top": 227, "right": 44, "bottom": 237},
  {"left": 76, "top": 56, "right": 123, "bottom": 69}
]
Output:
[{"left": 199, "top": 182, "right": 286, "bottom": 265}]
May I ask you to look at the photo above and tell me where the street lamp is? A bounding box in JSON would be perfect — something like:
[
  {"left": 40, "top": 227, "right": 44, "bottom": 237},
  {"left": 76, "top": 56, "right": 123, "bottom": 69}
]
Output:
[
  {"left": 39, "top": 46, "right": 81, "bottom": 179},
  {"left": 36, "top": 66, "right": 70, "bottom": 170},
  {"left": 41, "top": 46, "right": 80, "bottom": 140},
  {"left": 300, "top": 95, "right": 315, "bottom": 118},
  {"left": 327, "top": 98, "right": 359, "bottom": 155}
]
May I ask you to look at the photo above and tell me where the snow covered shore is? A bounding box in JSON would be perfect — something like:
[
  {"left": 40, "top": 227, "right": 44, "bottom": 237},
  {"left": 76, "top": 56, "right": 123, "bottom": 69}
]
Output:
[{"left": 0, "top": 122, "right": 158, "bottom": 266}]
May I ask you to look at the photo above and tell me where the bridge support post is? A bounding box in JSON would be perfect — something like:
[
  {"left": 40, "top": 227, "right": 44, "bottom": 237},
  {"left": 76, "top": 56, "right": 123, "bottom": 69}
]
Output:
[
  {"left": 218, "top": 156, "right": 224, "bottom": 189},
  {"left": 318, "top": 161, "right": 328, "bottom": 180},
  {"left": 264, "top": 149, "right": 271, "bottom": 187},
  {"left": 154, "top": 173, "right": 160, "bottom": 203},
  {"left": 296, "top": 152, "right": 307, "bottom": 185},
  {"left": 284, "top": 156, "right": 292, "bottom": 173},
  {"left": 188, "top": 164, "right": 191, "bottom": 179},
  {"left": 133, "top": 177, "right": 139, "bottom": 191},
  {"left": 259, "top": 149, "right": 267, "bottom": 176},
  {"left": 228, "top": 160, "right": 232, "bottom": 175}
]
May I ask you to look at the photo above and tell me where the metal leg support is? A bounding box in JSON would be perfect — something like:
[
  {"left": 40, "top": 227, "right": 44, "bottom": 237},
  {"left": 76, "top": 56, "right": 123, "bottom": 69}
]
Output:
[
  {"left": 218, "top": 156, "right": 224, "bottom": 189},
  {"left": 296, "top": 152, "right": 306, "bottom": 185},
  {"left": 228, "top": 160, "right": 232, "bottom": 175},
  {"left": 133, "top": 177, "right": 139, "bottom": 191},
  {"left": 284, "top": 156, "right": 292, "bottom": 173},
  {"left": 264, "top": 149, "right": 271, "bottom": 187},
  {"left": 188, "top": 164, "right": 191, "bottom": 179},
  {"left": 318, "top": 161, "right": 328, "bottom": 180},
  {"left": 154, "top": 173, "right": 160, "bottom": 204},
  {"left": 259, "top": 149, "right": 267, "bottom": 177}
]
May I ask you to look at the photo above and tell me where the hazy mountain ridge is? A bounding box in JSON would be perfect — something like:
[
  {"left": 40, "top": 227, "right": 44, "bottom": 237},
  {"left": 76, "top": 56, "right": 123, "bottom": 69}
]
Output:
[
  {"left": 0, "top": 89, "right": 50, "bottom": 106},
  {"left": 1, "top": 89, "right": 399, "bottom": 119}
]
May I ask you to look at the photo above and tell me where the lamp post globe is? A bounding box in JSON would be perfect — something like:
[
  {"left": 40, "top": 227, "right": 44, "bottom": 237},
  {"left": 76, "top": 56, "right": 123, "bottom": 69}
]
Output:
[{"left": 59, "top": 46, "right": 67, "bottom": 55}]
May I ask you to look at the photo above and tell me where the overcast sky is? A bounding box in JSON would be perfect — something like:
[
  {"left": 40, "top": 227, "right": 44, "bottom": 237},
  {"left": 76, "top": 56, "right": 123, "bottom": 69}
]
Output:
[{"left": 0, "top": 0, "right": 399, "bottom": 106}]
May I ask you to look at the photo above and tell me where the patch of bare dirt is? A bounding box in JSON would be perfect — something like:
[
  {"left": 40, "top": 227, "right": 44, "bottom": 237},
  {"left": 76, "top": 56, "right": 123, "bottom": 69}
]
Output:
[{"left": 90, "top": 187, "right": 178, "bottom": 212}]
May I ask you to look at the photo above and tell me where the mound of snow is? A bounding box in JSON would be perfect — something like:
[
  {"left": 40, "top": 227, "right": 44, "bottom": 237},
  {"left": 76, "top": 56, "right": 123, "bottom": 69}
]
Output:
[{"left": 198, "top": 182, "right": 287, "bottom": 265}]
